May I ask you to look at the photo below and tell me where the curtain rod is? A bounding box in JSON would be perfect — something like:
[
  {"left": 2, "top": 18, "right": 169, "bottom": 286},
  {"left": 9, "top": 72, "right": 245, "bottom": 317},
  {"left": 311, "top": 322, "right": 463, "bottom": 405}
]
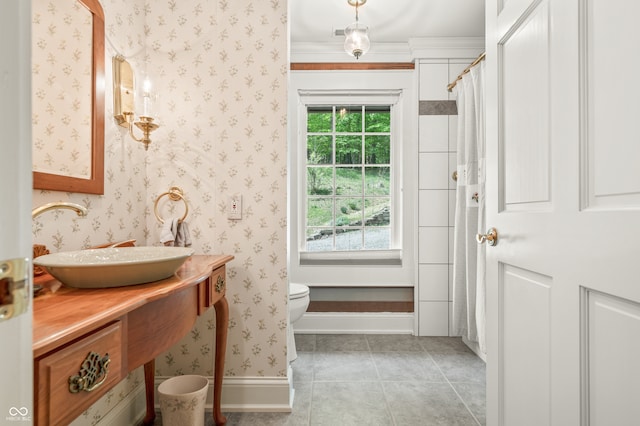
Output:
[{"left": 446, "top": 52, "right": 486, "bottom": 92}]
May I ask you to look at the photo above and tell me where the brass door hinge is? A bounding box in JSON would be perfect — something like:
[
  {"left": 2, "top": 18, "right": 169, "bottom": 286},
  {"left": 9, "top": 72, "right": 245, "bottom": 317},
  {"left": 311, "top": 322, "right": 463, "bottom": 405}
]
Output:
[{"left": 0, "top": 258, "right": 29, "bottom": 323}]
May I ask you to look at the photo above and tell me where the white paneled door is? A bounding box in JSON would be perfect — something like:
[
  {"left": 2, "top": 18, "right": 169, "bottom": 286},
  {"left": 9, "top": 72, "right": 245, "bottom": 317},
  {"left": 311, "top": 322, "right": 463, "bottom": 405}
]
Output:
[
  {"left": 0, "top": 0, "right": 33, "bottom": 422},
  {"left": 486, "top": 0, "right": 640, "bottom": 425}
]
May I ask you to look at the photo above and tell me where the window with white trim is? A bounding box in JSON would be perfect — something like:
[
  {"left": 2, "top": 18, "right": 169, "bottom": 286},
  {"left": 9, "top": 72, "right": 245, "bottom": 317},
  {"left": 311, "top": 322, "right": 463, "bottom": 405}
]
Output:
[{"left": 300, "top": 95, "right": 401, "bottom": 258}]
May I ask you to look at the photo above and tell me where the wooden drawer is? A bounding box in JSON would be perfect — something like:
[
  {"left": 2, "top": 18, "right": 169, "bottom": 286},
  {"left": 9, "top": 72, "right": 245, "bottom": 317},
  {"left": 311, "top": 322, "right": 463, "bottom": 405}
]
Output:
[
  {"left": 35, "top": 321, "right": 124, "bottom": 426},
  {"left": 208, "top": 265, "right": 226, "bottom": 306},
  {"left": 198, "top": 265, "right": 226, "bottom": 314}
]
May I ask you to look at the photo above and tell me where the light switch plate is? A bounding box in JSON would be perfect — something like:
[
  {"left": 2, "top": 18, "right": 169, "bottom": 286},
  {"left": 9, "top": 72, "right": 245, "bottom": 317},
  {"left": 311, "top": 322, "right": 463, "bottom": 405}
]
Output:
[{"left": 228, "top": 195, "right": 242, "bottom": 220}]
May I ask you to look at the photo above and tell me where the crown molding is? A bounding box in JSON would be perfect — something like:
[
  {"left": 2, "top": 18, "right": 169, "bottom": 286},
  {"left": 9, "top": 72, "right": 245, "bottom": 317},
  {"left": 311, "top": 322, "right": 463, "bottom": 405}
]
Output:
[
  {"left": 409, "top": 36, "right": 485, "bottom": 59},
  {"left": 290, "top": 37, "right": 485, "bottom": 63},
  {"left": 290, "top": 42, "right": 412, "bottom": 63}
]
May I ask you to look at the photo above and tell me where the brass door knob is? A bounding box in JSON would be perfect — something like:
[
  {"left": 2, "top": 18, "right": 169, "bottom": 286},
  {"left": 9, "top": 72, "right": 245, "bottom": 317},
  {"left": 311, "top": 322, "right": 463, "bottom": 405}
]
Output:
[{"left": 476, "top": 228, "right": 498, "bottom": 246}]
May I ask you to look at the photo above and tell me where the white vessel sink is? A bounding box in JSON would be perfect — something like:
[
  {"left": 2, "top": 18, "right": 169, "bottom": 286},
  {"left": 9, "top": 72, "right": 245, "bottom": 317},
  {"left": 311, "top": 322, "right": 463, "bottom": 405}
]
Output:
[{"left": 34, "top": 246, "right": 194, "bottom": 288}]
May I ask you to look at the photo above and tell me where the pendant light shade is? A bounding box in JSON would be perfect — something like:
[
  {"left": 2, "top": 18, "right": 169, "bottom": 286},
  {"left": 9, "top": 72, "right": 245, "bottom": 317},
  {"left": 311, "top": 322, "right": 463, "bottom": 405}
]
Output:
[
  {"left": 344, "top": 21, "right": 370, "bottom": 59},
  {"left": 344, "top": 0, "right": 370, "bottom": 60}
]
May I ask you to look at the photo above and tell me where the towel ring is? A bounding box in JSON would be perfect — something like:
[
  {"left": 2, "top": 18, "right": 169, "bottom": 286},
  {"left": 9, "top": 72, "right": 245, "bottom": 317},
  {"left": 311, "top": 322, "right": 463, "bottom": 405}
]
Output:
[{"left": 154, "top": 186, "right": 189, "bottom": 224}]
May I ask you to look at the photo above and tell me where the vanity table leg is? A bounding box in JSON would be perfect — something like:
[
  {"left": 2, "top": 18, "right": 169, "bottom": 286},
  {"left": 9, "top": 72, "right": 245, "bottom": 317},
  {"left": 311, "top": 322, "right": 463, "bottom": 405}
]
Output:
[
  {"left": 142, "top": 359, "right": 156, "bottom": 425},
  {"left": 213, "top": 296, "right": 229, "bottom": 425}
]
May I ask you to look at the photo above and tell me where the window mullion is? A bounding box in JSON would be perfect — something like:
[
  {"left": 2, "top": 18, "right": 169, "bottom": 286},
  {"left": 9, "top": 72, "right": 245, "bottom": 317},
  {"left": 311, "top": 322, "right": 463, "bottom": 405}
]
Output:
[
  {"left": 331, "top": 105, "right": 337, "bottom": 251},
  {"left": 360, "top": 105, "right": 365, "bottom": 248},
  {"left": 305, "top": 102, "right": 392, "bottom": 253}
]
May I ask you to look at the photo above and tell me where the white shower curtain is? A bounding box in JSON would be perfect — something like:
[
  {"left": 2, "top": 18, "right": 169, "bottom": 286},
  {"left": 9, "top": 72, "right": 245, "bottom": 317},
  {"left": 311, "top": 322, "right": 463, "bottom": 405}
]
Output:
[{"left": 452, "top": 61, "right": 486, "bottom": 354}]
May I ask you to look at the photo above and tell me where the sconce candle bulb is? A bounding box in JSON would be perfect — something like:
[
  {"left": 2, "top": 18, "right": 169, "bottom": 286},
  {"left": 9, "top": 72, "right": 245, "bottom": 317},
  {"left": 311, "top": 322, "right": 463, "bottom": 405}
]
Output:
[
  {"left": 142, "top": 77, "right": 152, "bottom": 116},
  {"left": 142, "top": 78, "right": 152, "bottom": 94}
]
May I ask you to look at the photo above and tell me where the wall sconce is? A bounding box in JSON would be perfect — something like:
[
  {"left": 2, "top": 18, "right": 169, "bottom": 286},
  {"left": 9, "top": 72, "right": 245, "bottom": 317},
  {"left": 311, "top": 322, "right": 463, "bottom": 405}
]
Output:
[{"left": 113, "top": 55, "right": 159, "bottom": 151}]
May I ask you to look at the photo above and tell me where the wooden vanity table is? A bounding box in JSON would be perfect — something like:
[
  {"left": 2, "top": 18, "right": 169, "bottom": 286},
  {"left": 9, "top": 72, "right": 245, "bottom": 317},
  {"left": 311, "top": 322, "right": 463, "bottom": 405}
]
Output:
[{"left": 33, "top": 254, "right": 234, "bottom": 426}]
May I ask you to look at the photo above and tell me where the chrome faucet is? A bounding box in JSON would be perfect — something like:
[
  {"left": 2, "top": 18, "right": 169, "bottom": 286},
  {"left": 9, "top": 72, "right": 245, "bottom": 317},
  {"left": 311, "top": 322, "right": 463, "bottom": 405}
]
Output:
[{"left": 32, "top": 202, "right": 88, "bottom": 219}]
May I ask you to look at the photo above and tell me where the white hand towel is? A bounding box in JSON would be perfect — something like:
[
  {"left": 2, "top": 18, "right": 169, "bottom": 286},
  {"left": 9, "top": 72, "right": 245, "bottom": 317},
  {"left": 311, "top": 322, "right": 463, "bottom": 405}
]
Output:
[
  {"left": 160, "top": 219, "right": 177, "bottom": 246},
  {"left": 175, "top": 221, "right": 192, "bottom": 247},
  {"left": 160, "top": 218, "right": 180, "bottom": 246}
]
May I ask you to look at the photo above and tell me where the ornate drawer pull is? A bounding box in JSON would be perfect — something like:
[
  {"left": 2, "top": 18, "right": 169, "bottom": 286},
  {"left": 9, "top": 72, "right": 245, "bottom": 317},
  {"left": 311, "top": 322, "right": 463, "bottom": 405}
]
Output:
[
  {"left": 68, "top": 352, "right": 110, "bottom": 393},
  {"left": 215, "top": 275, "right": 225, "bottom": 293}
]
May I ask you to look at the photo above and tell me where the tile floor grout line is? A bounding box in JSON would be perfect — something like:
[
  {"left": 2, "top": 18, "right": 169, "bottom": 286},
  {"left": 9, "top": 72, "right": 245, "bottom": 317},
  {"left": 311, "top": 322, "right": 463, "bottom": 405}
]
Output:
[
  {"left": 306, "top": 378, "right": 315, "bottom": 426},
  {"left": 448, "top": 381, "right": 483, "bottom": 426},
  {"left": 367, "top": 341, "right": 398, "bottom": 426},
  {"left": 425, "top": 348, "right": 483, "bottom": 426},
  {"left": 379, "top": 381, "right": 399, "bottom": 426},
  {"left": 307, "top": 347, "right": 317, "bottom": 425},
  {"left": 364, "top": 334, "right": 373, "bottom": 352}
]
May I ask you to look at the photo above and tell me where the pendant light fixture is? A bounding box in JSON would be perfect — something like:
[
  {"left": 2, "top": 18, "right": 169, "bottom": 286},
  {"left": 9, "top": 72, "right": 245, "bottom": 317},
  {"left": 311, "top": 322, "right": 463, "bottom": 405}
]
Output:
[{"left": 344, "top": 0, "right": 370, "bottom": 60}]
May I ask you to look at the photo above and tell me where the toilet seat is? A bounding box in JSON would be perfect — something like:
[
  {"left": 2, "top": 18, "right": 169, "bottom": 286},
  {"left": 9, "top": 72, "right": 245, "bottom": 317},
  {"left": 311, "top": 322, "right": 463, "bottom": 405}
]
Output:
[{"left": 290, "top": 283, "right": 309, "bottom": 299}]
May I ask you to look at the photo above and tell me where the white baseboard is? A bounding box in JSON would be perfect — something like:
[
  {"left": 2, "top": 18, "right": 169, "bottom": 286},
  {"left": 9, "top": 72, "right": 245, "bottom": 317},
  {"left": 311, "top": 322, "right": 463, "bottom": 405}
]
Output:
[
  {"left": 88, "top": 374, "right": 292, "bottom": 425},
  {"left": 293, "top": 312, "right": 415, "bottom": 334},
  {"left": 153, "top": 375, "right": 292, "bottom": 413},
  {"left": 219, "top": 376, "right": 292, "bottom": 412},
  {"left": 103, "top": 383, "right": 147, "bottom": 426}
]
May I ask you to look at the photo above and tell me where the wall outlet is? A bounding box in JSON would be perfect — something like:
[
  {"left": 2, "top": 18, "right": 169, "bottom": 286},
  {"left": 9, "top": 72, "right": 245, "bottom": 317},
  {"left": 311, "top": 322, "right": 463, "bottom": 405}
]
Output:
[{"left": 228, "top": 195, "right": 242, "bottom": 220}]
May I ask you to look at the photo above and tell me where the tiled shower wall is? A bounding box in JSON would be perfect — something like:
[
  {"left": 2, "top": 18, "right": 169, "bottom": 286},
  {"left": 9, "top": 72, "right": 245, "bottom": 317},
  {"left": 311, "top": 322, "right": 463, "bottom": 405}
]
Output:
[{"left": 417, "top": 59, "right": 472, "bottom": 336}]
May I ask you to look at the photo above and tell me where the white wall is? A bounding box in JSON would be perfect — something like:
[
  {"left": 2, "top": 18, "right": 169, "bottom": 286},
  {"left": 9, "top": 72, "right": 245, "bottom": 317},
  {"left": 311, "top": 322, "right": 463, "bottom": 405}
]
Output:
[{"left": 288, "top": 70, "right": 417, "bottom": 289}]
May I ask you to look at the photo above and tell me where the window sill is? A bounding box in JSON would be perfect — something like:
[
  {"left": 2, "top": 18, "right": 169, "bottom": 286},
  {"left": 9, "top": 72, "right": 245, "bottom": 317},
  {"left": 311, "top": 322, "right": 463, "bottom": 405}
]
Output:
[{"left": 299, "top": 249, "right": 402, "bottom": 266}]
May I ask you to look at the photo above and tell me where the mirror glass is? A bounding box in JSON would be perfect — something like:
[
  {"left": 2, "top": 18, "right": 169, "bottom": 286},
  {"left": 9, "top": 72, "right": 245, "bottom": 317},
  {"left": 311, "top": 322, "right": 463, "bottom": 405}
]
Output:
[{"left": 32, "top": 0, "right": 105, "bottom": 194}]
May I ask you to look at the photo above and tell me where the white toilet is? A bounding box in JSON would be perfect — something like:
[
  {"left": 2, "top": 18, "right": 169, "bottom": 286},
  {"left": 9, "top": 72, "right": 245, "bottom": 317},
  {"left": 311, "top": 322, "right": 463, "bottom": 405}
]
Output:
[{"left": 288, "top": 283, "right": 310, "bottom": 362}]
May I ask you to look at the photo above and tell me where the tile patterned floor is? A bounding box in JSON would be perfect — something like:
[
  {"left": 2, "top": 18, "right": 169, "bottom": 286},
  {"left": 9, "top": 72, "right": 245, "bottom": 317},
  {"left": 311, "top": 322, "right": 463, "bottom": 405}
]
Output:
[{"left": 156, "top": 335, "right": 486, "bottom": 426}]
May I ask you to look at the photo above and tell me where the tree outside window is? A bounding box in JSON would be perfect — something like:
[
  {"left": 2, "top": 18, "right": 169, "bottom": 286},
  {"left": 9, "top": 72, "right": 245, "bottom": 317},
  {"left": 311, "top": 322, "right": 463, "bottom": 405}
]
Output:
[{"left": 305, "top": 105, "right": 392, "bottom": 252}]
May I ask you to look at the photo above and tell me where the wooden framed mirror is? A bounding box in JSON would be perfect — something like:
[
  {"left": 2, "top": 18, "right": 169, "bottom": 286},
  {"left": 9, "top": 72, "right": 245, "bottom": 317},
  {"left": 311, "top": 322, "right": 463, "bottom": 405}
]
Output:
[{"left": 32, "top": 0, "right": 105, "bottom": 195}]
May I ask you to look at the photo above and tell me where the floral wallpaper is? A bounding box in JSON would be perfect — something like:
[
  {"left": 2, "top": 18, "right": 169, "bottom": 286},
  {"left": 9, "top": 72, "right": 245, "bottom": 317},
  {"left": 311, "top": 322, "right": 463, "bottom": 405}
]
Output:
[
  {"left": 32, "top": 0, "right": 288, "bottom": 423},
  {"left": 144, "top": 0, "right": 289, "bottom": 379}
]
